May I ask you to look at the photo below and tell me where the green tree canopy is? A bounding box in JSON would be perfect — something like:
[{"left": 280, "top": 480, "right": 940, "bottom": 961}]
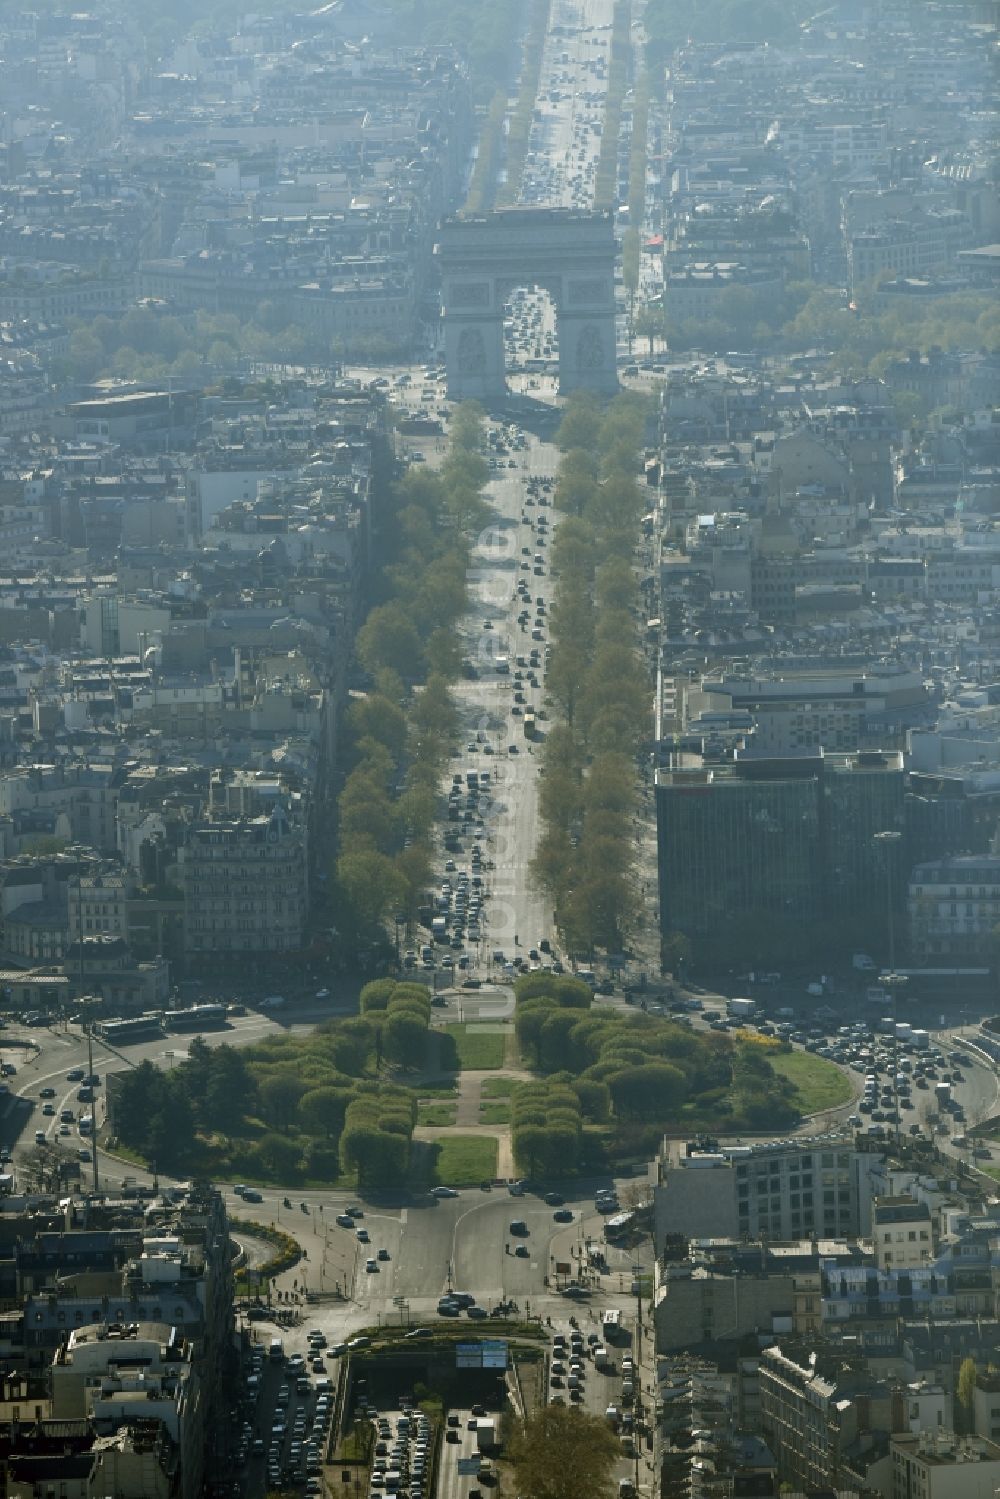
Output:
[{"left": 509, "top": 1405, "right": 620, "bottom": 1499}]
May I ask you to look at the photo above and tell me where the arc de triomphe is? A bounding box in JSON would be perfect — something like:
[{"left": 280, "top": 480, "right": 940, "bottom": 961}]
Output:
[{"left": 437, "top": 208, "right": 619, "bottom": 403}]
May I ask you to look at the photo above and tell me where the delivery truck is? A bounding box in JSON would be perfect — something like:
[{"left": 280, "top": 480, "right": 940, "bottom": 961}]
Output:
[{"left": 727, "top": 997, "right": 757, "bottom": 1020}]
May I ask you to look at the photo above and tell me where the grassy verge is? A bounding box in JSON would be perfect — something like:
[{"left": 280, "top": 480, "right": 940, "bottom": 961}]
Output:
[
  {"left": 479, "top": 1102, "right": 511, "bottom": 1124},
  {"left": 768, "top": 1051, "right": 854, "bottom": 1113},
  {"left": 442, "top": 1024, "right": 507, "bottom": 1070},
  {"left": 418, "top": 1101, "right": 458, "bottom": 1126},
  {"left": 480, "top": 1075, "right": 518, "bottom": 1098},
  {"left": 335, "top": 1422, "right": 374, "bottom": 1465},
  {"left": 101, "top": 1136, "right": 149, "bottom": 1169},
  {"left": 430, "top": 1134, "right": 498, "bottom": 1185},
  {"left": 231, "top": 1218, "right": 302, "bottom": 1292}
]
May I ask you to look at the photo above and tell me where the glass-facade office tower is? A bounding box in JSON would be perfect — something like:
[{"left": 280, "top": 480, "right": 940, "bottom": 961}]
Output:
[{"left": 656, "top": 750, "right": 904, "bottom": 941}]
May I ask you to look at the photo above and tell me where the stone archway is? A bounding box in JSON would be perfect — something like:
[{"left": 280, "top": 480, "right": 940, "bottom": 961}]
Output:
[{"left": 438, "top": 208, "right": 618, "bottom": 402}]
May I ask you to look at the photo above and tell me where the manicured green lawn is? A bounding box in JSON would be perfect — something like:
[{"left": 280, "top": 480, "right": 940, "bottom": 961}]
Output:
[
  {"left": 480, "top": 1075, "right": 518, "bottom": 1098},
  {"left": 418, "top": 1100, "right": 457, "bottom": 1126},
  {"left": 769, "top": 1050, "right": 854, "bottom": 1113},
  {"left": 431, "top": 1135, "right": 498, "bottom": 1185},
  {"left": 479, "top": 1102, "right": 511, "bottom": 1125},
  {"left": 442, "top": 1024, "right": 507, "bottom": 1070}
]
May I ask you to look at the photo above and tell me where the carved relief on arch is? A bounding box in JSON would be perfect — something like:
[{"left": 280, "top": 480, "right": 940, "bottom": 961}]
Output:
[
  {"left": 456, "top": 326, "right": 487, "bottom": 375},
  {"left": 568, "top": 277, "right": 609, "bottom": 305},
  {"left": 575, "top": 323, "right": 605, "bottom": 371},
  {"left": 449, "top": 281, "right": 491, "bottom": 308}
]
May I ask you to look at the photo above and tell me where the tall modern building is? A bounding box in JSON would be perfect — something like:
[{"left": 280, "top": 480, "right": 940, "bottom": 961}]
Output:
[{"left": 656, "top": 749, "right": 905, "bottom": 944}]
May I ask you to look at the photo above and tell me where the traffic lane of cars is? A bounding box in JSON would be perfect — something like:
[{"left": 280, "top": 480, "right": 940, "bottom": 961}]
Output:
[
  {"left": 354, "top": 1211, "right": 403, "bottom": 1296},
  {"left": 367, "top": 1405, "right": 435, "bottom": 1499},
  {"left": 323, "top": 1189, "right": 575, "bottom": 1311},
  {"left": 11, "top": 1054, "right": 108, "bottom": 1163},
  {"left": 453, "top": 1192, "right": 592, "bottom": 1302},
  {"left": 438, "top": 1408, "right": 494, "bottom": 1499},
  {"left": 546, "top": 1307, "right": 650, "bottom": 1487},
  {"left": 693, "top": 1007, "right": 999, "bottom": 1150},
  {"left": 422, "top": 446, "right": 557, "bottom": 976},
  {"left": 267, "top": 1366, "right": 332, "bottom": 1494}
]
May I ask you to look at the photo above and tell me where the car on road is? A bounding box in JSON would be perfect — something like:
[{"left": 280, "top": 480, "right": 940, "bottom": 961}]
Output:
[
  {"left": 366, "top": 1258, "right": 379, "bottom": 1272},
  {"left": 553, "top": 1209, "right": 573, "bottom": 1222},
  {"left": 377, "top": 1247, "right": 390, "bottom": 1261},
  {"left": 514, "top": 1245, "right": 530, "bottom": 1258},
  {"left": 336, "top": 1214, "right": 354, "bottom": 1227},
  {"left": 39, "top": 1086, "right": 55, "bottom": 1098},
  {"left": 356, "top": 1228, "right": 370, "bottom": 1243},
  {"left": 509, "top": 1219, "right": 528, "bottom": 1235},
  {"left": 430, "top": 1186, "right": 459, "bottom": 1198}
]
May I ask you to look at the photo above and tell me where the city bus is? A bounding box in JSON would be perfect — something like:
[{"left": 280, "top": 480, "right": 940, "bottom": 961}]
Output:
[
  {"left": 166, "top": 1003, "right": 228, "bottom": 1031},
  {"left": 603, "top": 1211, "right": 635, "bottom": 1244},
  {"left": 93, "top": 1014, "right": 164, "bottom": 1045},
  {"left": 601, "top": 1309, "right": 625, "bottom": 1343}
]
